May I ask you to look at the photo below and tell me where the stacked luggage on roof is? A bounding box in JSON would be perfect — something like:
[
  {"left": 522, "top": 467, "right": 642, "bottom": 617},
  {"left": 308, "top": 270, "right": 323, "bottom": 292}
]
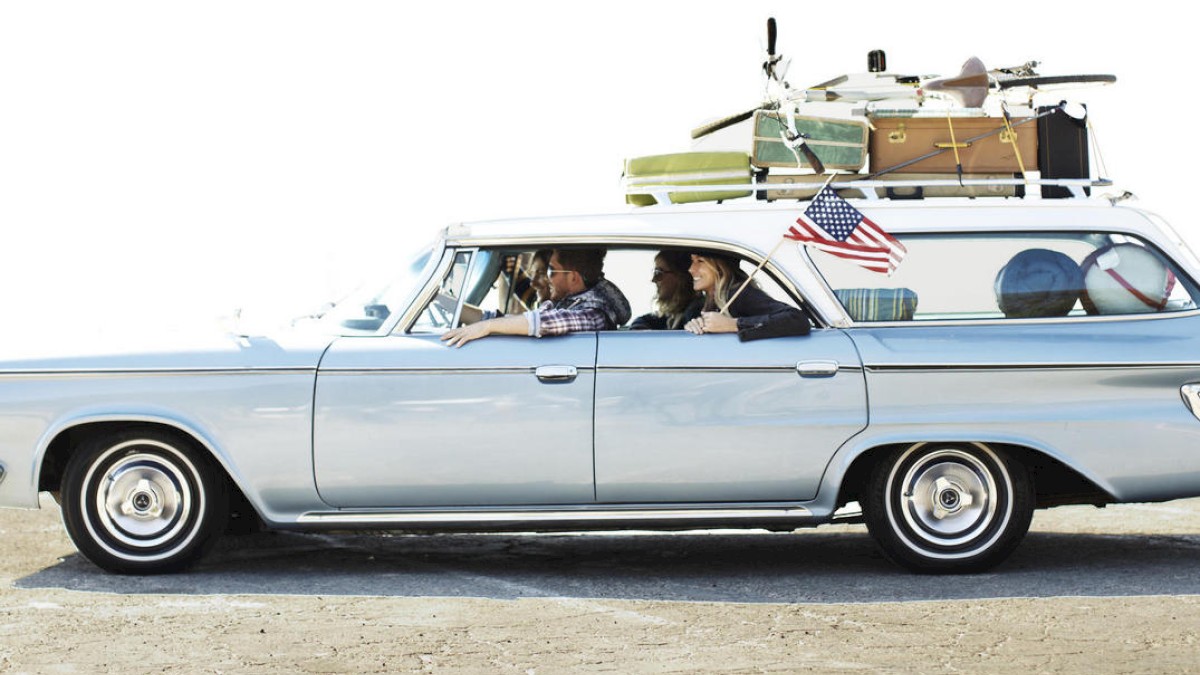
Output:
[{"left": 624, "top": 20, "right": 1110, "bottom": 206}]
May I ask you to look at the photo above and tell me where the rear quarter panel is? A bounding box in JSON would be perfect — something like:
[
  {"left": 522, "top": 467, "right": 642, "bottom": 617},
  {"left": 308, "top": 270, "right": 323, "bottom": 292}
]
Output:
[{"left": 836, "top": 314, "right": 1200, "bottom": 502}]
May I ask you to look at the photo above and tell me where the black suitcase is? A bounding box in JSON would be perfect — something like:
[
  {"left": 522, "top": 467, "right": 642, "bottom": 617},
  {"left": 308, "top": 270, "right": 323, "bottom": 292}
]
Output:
[{"left": 1037, "top": 104, "right": 1090, "bottom": 198}]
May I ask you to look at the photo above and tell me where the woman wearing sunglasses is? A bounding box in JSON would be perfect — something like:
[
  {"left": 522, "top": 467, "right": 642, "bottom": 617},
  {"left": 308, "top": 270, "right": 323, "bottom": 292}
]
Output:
[{"left": 630, "top": 250, "right": 703, "bottom": 330}]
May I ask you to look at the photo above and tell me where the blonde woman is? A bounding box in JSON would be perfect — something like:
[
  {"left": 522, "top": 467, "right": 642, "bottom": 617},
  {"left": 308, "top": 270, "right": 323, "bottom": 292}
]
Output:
[{"left": 684, "top": 251, "right": 810, "bottom": 340}]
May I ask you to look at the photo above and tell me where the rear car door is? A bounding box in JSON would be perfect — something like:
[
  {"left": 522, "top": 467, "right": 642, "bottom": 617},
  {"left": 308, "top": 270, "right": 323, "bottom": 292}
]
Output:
[{"left": 593, "top": 329, "right": 866, "bottom": 503}]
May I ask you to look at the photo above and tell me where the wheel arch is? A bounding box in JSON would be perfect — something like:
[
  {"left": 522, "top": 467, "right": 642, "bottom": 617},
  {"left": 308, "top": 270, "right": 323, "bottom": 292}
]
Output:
[
  {"left": 36, "top": 414, "right": 255, "bottom": 518},
  {"left": 831, "top": 435, "right": 1117, "bottom": 511}
]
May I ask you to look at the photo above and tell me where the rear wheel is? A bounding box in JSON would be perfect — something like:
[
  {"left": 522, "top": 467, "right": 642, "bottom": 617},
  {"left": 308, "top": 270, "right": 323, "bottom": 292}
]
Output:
[
  {"left": 60, "top": 429, "right": 228, "bottom": 574},
  {"left": 864, "top": 442, "right": 1033, "bottom": 573}
]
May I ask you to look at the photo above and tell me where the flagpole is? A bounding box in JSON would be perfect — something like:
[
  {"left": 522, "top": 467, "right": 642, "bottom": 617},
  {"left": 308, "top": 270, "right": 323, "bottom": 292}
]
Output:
[
  {"left": 719, "top": 237, "right": 788, "bottom": 315},
  {"left": 719, "top": 173, "right": 838, "bottom": 315}
]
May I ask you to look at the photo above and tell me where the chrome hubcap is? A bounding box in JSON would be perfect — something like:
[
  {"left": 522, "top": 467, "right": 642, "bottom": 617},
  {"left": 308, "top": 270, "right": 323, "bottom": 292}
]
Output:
[
  {"left": 899, "top": 449, "right": 997, "bottom": 547},
  {"left": 94, "top": 451, "right": 192, "bottom": 548},
  {"left": 931, "top": 476, "right": 975, "bottom": 519}
]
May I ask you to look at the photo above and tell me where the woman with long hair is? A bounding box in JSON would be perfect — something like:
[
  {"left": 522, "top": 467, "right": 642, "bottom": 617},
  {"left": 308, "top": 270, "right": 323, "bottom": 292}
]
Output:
[
  {"left": 513, "top": 249, "right": 553, "bottom": 309},
  {"left": 683, "top": 251, "right": 810, "bottom": 340},
  {"left": 630, "top": 250, "right": 702, "bottom": 330}
]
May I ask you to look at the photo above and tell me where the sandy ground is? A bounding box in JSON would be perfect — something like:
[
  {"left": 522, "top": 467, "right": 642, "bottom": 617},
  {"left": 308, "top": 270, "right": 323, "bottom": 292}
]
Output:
[{"left": 3, "top": 496, "right": 1200, "bottom": 674}]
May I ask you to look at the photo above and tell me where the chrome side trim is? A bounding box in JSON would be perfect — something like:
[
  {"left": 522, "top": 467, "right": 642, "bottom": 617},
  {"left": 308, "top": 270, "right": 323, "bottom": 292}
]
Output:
[
  {"left": 1182, "top": 384, "right": 1200, "bottom": 421},
  {"left": 320, "top": 366, "right": 595, "bottom": 376},
  {"left": 867, "top": 362, "right": 1200, "bottom": 373},
  {"left": 844, "top": 308, "right": 1200, "bottom": 327},
  {"left": 0, "top": 367, "right": 316, "bottom": 379},
  {"left": 297, "top": 506, "right": 813, "bottom": 526},
  {"left": 598, "top": 365, "right": 862, "bottom": 374}
]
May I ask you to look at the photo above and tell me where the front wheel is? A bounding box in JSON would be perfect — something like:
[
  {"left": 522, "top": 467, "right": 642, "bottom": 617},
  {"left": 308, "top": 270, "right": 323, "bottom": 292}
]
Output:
[
  {"left": 864, "top": 442, "right": 1033, "bottom": 573},
  {"left": 60, "top": 429, "right": 228, "bottom": 574}
]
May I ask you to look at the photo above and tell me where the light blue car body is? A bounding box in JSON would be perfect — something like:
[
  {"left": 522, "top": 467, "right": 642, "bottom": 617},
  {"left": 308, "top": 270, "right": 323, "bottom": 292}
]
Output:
[{"left": 2, "top": 200, "right": 1200, "bottom": 535}]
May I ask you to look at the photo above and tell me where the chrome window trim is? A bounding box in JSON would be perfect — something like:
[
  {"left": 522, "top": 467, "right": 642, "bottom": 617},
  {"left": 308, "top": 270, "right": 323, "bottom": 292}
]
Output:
[{"left": 297, "top": 505, "right": 813, "bottom": 526}]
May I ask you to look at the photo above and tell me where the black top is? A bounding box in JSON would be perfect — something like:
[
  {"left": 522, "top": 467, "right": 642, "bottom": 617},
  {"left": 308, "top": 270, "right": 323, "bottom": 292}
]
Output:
[
  {"left": 725, "top": 285, "right": 811, "bottom": 341},
  {"left": 629, "top": 296, "right": 704, "bottom": 331}
]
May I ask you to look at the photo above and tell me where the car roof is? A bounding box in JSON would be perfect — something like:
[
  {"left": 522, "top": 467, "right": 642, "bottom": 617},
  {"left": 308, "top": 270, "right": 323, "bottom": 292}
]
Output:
[{"left": 446, "top": 198, "right": 1167, "bottom": 256}]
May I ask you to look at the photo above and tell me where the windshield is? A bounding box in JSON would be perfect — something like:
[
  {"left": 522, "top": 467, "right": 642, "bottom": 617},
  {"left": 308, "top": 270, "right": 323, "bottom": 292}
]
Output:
[{"left": 311, "top": 241, "right": 440, "bottom": 335}]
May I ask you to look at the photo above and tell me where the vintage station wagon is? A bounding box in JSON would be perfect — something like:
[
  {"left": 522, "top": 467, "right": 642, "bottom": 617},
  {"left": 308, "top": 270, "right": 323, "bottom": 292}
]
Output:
[{"left": 2, "top": 195, "right": 1200, "bottom": 574}]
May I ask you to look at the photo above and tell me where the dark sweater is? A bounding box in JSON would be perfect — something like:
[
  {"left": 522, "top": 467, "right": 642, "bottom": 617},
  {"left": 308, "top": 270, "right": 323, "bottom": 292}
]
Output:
[
  {"left": 630, "top": 296, "right": 704, "bottom": 331},
  {"left": 725, "top": 285, "right": 811, "bottom": 341}
]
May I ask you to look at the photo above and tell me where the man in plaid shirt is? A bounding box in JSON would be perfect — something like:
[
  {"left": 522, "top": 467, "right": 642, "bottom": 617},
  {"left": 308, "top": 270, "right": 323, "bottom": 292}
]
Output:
[{"left": 442, "top": 248, "right": 631, "bottom": 347}]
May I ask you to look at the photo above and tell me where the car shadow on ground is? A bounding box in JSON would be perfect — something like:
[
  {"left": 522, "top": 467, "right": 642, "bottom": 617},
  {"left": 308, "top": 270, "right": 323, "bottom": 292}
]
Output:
[{"left": 16, "top": 527, "right": 1200, "bottom": 603}]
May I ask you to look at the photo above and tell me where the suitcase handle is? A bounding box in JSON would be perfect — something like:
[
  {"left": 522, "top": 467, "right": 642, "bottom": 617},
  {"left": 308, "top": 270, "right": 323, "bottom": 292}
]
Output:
[{"left": 934, "top": 142, "right": 972, "bottom": 149}]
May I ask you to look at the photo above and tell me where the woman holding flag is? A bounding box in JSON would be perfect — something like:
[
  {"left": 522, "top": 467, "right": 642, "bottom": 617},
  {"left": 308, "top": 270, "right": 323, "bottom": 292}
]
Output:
[{"left": 683, "top": 251, "right": 810, "bottom": 340}]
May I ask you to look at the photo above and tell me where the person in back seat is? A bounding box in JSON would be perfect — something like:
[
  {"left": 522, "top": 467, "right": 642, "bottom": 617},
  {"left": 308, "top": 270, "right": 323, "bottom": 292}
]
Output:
[
  {"left": 630, "top": 250, "right": 703, "bottom": 330},
  {"left": 683, "top": 251, "right": 810, "bottom": 341},
  {"left": 442, "top": 248, "right": 631, "bottom": 347}
]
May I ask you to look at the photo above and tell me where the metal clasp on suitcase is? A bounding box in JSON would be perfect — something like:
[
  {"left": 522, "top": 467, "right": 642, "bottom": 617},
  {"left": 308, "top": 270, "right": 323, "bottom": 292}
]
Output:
[{"left": 888, "top": 122, "right": 906, "bottom": 144}]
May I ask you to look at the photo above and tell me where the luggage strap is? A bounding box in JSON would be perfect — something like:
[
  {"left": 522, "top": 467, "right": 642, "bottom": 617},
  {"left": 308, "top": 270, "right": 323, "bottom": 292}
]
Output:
[{"left": 1104, "top": 268, "right": 1177, "bottom": 311}]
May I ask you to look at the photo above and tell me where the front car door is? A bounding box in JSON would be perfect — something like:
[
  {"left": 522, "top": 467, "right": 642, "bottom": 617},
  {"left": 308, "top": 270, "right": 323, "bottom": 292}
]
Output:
[{"left": 312, "top": 248, "right": 596, "bottom": 508}]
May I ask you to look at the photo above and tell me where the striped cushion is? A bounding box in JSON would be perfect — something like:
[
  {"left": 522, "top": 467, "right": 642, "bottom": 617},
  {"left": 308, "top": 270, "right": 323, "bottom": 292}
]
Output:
[{"left": 834, "top": 288, "right": 918, "bottom": 321}]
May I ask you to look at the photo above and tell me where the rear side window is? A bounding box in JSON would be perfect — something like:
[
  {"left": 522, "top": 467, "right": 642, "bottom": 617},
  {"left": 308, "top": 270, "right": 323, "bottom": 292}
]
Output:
[{"left": 808, "top": 232, "right": 1199, "bottom": 322}]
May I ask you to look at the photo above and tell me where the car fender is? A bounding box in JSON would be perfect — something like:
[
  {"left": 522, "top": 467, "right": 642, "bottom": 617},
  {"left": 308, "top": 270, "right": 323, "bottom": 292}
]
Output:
[
  {"left": 815, "top": 428, "right": 1120, "bottom": 512},
  {"left": 31, "top": 403, "right": 317, "bottom": 525}
]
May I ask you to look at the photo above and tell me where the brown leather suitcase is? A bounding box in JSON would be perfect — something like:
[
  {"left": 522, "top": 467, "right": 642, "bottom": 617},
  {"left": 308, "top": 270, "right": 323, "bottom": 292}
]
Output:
[{"left": 869, "top": 117, "right": 1039, "bottom": 174}]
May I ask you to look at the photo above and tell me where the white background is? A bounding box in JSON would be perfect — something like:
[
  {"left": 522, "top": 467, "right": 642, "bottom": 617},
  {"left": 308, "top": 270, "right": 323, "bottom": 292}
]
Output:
[{"left": 0, "top": 1, "right": 1191, "bottom": 338}]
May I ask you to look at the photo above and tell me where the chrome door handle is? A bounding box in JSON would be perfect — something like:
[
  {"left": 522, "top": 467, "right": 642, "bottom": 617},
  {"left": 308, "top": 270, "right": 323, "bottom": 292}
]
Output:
[
  {"left": 535, "top": 365, "right": 578, "bottom": 382},
  {"left": 797, "top": 360, "right": 839, "bottom": 378}
]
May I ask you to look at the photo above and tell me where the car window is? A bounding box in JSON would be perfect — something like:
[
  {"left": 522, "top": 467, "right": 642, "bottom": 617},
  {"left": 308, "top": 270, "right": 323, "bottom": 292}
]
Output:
[
  {"left": 409, "top": 250, "right": 473, "bottom": 333},
  {"left": 408, "top": 245, "right": 809, "bottom": 333},
  {"left": 808, "top": 232, "right": 1199, "bottom": 321},
  {"left": 313, "top": 243, "right": 437, "bottom": 335}
]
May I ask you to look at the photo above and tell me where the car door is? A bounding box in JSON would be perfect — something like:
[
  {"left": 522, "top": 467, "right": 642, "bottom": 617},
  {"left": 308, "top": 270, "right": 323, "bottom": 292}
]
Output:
[
  {"left": 312, "top": 246, "right": 597, "bottom": 508},
  {"left": 593, "top": 329, "right": 867, "bottom": 503},
  {"left": 313, "top": 333, "right": 596, "bottom": 507}
]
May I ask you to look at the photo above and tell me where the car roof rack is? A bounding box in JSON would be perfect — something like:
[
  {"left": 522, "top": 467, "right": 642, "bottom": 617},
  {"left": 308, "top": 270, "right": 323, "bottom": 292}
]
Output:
[{"left": 625, "top": 176, "right": 1113, "bottom": 206}]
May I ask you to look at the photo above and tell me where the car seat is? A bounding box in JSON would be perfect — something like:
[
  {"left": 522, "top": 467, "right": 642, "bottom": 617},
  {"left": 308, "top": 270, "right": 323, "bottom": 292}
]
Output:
[{"left": 833, "top": 288, "right": 918, "bottom": 321}]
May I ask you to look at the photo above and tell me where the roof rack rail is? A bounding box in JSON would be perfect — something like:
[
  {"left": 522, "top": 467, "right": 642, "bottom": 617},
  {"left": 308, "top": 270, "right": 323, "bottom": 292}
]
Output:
[{"left": 626, "top": 177, "right": 1113, "bottom": 205}]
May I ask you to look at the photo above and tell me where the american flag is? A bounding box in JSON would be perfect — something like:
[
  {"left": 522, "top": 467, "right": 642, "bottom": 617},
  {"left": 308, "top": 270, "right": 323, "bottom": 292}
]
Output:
[{"left": 786, "top": 186, "right": 907, "bottom": 275}]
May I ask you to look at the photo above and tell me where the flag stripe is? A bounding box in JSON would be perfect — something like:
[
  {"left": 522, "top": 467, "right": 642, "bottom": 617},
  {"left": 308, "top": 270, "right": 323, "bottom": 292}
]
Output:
[{"left": 786, "top": 186, "right": 907, "bottom": 275}]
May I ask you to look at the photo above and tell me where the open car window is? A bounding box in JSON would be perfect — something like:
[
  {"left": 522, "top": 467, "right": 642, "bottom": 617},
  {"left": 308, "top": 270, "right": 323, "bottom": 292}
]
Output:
[
  {"left": 407, "top": 245, "right": 810, "bottom": 333},
  {"left": 808, "top": 231, "right": 1199, "bottom": 322},
  {"left": 408, "top": 250, "right": 473, "bottom": 333}
]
